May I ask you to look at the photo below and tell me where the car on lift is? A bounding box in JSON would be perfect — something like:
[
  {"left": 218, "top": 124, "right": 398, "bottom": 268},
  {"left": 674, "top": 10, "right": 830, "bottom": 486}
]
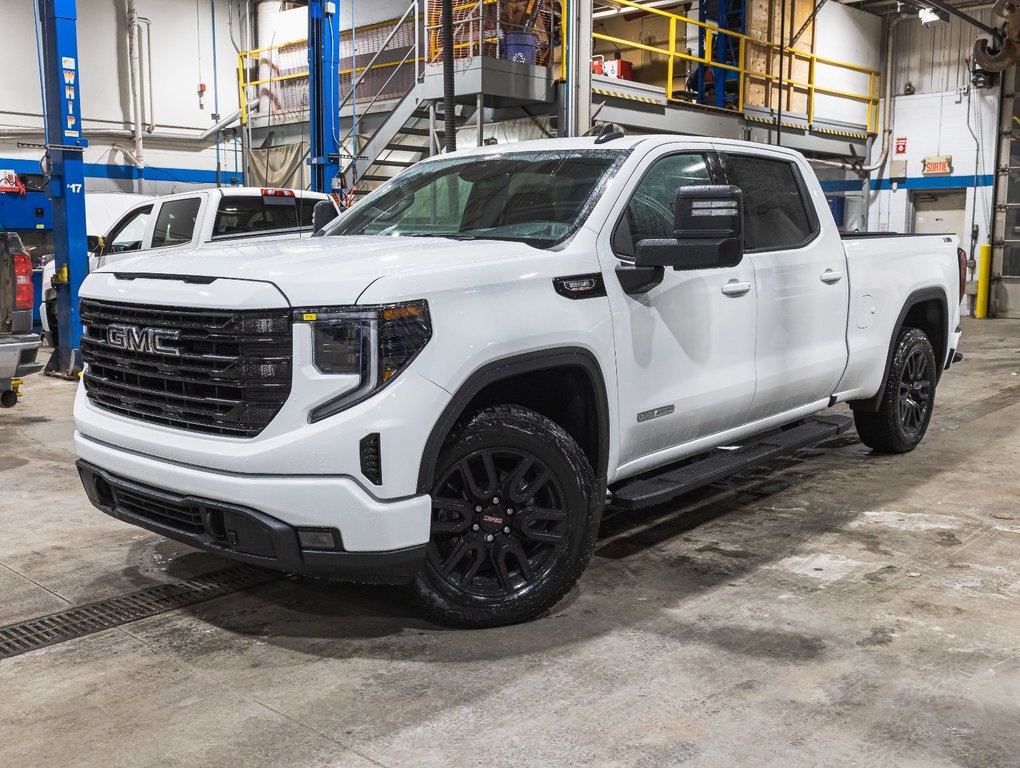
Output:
[
  {"left": 0, "top": 232, "right": 43, "bottom": 407},
  {"left": 73, "top": 135, "right": 966, "bottom": 628},
  {"left": 41, "top": 187, "right": 339, "bottom": 345}
]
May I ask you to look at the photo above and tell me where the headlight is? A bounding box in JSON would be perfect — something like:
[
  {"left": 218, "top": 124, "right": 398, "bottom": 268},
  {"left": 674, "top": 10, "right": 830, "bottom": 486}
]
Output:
[{"left": 298, "top": 300, "right": 432, "bottom": 422}]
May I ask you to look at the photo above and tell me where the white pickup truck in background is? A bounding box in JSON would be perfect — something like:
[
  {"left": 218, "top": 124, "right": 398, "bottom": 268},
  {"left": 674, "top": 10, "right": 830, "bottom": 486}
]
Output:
[
  {"left": 72, "top": 135, "right": 965, "bottom": 628},
  {"left": 41, "top": 187, "right": 338, "bottom": 344}
]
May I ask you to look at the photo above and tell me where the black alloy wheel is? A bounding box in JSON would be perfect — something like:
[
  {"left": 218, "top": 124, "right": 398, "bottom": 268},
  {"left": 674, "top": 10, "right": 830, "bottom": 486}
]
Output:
[
  {"left": 898, "top": 347, "right": 933, "bottom": 435},
  {"left": 430, "top": 447, "right": 567, "bottom": 599},
  {"left": 412, "top": 405, "right": 600, "bottom": 628},
  {"left": 853, "top": 327, "right": 938, "bottom": 453}
]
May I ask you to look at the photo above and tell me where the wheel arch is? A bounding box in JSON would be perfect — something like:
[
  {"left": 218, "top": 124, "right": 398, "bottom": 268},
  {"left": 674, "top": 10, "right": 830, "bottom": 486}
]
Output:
[
  {"left": 417, "top": 348, "right": 611, "bottom": 494},
  {"left": 850, "top": 287, "right": 948, "bottom": 413}
]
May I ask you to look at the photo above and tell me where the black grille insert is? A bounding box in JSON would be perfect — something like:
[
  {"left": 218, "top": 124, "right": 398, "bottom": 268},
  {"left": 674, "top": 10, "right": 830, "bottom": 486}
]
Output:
[{"left": 80, "top": 299, "right": 292, "bottom": 437}]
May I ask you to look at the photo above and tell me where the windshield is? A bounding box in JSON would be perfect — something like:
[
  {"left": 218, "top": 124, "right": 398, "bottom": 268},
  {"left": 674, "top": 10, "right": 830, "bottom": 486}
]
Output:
[{"left": 325, "top": 150, "right": 629, "bottom": 248}]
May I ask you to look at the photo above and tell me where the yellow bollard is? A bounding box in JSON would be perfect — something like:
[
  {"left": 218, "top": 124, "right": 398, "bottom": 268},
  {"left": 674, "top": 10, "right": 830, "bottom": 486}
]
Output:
[{"left": 976, "top": 244, "right": 992, "bottom": 319}]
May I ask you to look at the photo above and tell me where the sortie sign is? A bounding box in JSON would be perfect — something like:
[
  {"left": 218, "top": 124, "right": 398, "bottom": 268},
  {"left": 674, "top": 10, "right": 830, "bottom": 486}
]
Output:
[{"left": 922, "top": 155, "right": 953, "bottom": 175}]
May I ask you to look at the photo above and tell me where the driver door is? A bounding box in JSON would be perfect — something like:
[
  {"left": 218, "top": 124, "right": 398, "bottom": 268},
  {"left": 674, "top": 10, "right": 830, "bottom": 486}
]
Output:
[
  {"left": 598, "top": 148, "right": 758, "bottom": 475},
  {"left": 97, "top": 204, "right": 153, "bottom": 268}
]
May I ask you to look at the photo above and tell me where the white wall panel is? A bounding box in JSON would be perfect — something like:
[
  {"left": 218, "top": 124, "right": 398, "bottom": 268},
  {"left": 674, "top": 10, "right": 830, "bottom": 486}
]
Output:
[
  {"left": 812, "top": 3, "right": 881, "bottom": 127},
  {"left": 892, "top": 10, "right": 997, "bottom": 95},
  {"left": 1, "top": 0, "right": 248, "bottom": 190}
]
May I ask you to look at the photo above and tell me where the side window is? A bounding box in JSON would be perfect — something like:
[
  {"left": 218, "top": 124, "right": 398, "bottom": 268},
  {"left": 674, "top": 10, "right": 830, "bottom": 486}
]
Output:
[
  {"left": 614, "top": 153, "right": 712, "bottom": 257},
  {"left": 724, "top": 155, "right": 815, "bottom": 251},
  {"left": 105, "top": 205, "right": 153, "bottom": 253},
  {"left": 150, "top": 198, "right": 202, "bottom": 249},
  {"left": 297, "top": 198, "right": 317, "bottom": 228}
]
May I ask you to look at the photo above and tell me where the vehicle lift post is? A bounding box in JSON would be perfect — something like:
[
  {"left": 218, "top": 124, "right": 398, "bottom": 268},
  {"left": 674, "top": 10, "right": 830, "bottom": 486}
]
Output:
[
  {"left": 307, "top": 0, "right": 342, "bottom": 194},
  {"left": 38, "top": 0, "right": 88, "bottom": 378}
]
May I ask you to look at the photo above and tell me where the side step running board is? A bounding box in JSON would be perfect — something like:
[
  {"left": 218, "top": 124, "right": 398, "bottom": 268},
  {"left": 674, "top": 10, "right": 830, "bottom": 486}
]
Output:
[{"left": 611, "top": 415, "right": 852, "bottom": 510}]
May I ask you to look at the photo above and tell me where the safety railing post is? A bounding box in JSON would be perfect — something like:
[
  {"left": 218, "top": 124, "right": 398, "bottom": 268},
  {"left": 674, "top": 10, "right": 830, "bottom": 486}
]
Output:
[
  {"left": 738, "top": 36, "right": 745, "bottom": 114},
  {"left": 667, "top": 17, "right": 676, "bottom": 101},
  {"left": 237, "top": 53, "right": 247, "bottom": 125},
  {"left": 808, "top": 54, "right": 815, "bottom": 125},
  {"left": 414, "top": 0, "right": 421, "bottom": 77},
  {"left": 560, "top": 0, "right": 567, "bottom": 81}
]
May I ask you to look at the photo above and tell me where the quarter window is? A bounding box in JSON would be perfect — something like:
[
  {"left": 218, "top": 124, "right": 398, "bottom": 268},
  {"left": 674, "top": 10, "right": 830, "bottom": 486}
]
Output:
[
  {"left": 150, "top": 198, "right": 202, "bottom": 249},
  {"left": 723, "top": 155, "right": 815, "bottom": 251}
]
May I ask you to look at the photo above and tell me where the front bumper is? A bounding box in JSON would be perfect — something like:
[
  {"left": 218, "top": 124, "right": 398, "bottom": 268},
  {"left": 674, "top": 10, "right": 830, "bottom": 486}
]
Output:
[
  {"left": 75, "top": 432, "right": 431, "bottom": 583},
  {"left": 0, "top": 333, "right": 42, "bottom": 381}
]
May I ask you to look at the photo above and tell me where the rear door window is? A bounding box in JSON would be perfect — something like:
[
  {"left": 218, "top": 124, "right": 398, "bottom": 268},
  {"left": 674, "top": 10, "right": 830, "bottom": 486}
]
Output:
[
  {"left": 721, "top": 155, "right": 817, "bottom": 251},
  {"left": 150, "top": 198, "right": 202, "bottom": 249},
  {"left": 212, "top": 195, "right": 313, "bottom": 239}
]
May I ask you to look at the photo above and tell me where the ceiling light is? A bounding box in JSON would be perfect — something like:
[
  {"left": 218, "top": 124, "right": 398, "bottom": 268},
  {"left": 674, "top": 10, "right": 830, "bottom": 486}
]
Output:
[
  {"left": 593, "top": 1, "right": 681, "bottom": 19},
  {"left": 918, "top": 7, "right": 948, "bottom": 24}
]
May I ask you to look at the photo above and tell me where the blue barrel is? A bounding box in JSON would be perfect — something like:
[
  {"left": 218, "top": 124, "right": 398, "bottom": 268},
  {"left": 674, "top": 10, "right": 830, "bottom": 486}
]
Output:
[
  {"left": 504, "top": 32, "right": 538, "bottom": 65},
  {"left": 826, "top": 196, "right": 846, "bottom": 228}
]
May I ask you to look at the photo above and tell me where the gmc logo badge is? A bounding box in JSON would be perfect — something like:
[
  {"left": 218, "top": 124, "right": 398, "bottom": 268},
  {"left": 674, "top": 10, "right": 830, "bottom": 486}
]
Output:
[{"left": 106, "top": 324, "right": 181, "bottom": 357}]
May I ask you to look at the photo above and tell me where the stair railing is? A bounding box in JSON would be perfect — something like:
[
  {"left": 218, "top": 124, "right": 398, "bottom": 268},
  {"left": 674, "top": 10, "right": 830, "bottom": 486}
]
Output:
[{"left": 338, "top": 0, "right": 423, "bottom": 181}]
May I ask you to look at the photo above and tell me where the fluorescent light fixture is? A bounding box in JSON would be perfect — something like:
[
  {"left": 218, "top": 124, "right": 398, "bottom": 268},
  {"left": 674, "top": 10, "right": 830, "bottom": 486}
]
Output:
[
  {"left": 918, "top": 7, "right": 948, "bottom": 24},
  {"left": 593, "top": 1, "right": 681, "bottom": 19}
]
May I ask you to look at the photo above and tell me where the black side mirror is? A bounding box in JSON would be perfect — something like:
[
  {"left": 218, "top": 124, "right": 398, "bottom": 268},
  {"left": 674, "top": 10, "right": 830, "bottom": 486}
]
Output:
[
  {"left": 311, "top": 199, "right": 339, "bottom": 234},
  {"left": 87, "top": 234, "right": 103, "bottom": 255},
  {"left": 635, "top": 185, "right": 744, "bottom": 271}
]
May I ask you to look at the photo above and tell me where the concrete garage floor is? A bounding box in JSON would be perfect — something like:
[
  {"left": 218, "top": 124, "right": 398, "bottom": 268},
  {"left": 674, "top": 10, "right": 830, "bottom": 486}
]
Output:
[{"left": 1, "top": 318, "right": 1019, "bottom": 768}]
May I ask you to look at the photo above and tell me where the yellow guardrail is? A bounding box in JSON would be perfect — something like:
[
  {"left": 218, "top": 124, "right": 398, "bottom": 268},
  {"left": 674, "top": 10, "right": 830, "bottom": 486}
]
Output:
[{"left": 590, "top": 0, "right": 880, "bottom": 134}]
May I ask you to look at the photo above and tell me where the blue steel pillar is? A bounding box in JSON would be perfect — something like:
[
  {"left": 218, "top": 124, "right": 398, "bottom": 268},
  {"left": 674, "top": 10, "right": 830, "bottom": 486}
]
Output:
[
  {"left": 39, "top": 0, "right": 88, "bottom": 377},
  {"left": 308, "top": 0, "right": 342, "bottom": 193}
]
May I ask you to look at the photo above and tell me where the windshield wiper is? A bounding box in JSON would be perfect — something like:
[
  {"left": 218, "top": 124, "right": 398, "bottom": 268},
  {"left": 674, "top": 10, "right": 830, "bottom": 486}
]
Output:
[{"left": 410, "top": 233, "right": 481, "bottom": 240}]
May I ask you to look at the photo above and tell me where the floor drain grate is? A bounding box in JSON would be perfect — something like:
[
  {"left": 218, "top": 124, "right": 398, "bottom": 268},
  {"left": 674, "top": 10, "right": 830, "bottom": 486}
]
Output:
[{"left": 0, "top": 565, "right": 281, "bottom": 660}]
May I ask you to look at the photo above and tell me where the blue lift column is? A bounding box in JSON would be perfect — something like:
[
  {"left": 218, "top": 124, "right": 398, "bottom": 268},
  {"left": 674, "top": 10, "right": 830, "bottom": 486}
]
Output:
[
  {"left": 39, "top": 0, "right": 88, "bottom": 377},
  {"left": 308, "top": 0, "right": 342, "bottom": 194}
]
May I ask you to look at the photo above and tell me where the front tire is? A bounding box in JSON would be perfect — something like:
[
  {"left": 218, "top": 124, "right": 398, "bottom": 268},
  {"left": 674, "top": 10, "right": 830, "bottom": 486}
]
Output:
[
  {"left": 854, "top": 327, "right": 937, "bottom": 453},
  {"left": 412, "top": 405, "right": 600, "bottom": 628}
]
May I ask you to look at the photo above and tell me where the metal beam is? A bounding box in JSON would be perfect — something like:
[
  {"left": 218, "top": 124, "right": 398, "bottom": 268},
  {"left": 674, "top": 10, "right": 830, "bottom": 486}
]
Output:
[
  {"left": 37, "top": 0, "right": 88, "bottom": 378},
  {"left": 920, "top": 0, "right": 1003, "bottom": 40},
  {"left": 308, "top": 0, "right": 342, "bottom": 192}
]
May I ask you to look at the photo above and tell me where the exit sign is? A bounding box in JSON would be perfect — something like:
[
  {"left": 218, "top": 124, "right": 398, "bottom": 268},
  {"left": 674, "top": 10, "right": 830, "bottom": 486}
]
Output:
[{"left": 922, "top": 155, "right": 953, "bottom": 175}]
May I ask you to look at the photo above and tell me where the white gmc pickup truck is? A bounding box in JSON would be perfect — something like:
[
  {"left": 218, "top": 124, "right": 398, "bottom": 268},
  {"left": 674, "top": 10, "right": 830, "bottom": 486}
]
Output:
[{"left": 73, "top": 136, "right": 965, "bottom": 627}]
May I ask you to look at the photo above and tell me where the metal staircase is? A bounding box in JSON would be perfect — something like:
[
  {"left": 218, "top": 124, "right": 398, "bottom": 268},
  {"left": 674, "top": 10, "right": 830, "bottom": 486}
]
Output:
[{"left": 340, "top": 83, "right": 471, "bottom": 196}]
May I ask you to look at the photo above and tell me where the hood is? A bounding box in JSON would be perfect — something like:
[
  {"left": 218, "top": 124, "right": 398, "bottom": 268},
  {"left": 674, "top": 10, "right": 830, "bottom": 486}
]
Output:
[{"left": 96, "top": 235, "right": 543, "bottom": 306}]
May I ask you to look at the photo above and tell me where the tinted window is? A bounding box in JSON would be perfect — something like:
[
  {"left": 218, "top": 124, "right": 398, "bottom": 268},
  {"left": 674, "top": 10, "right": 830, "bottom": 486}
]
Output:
[
  {"left": 298, "top": 198, "right": 317, "bottom": 227},
  {"left": 724, "top": 155, "right": 815, "bottom": 250},
  {"left": 212, "top": 196, "right": 310, "bottom": 238},
  {"left": 106, "top": 205, "right": 153, "bottom": 254},
  {"left": 612, "top": 153, "right": 713, "bottom": 257},
  {"left": 150, "top": 198, "right": 201, "bottom": 248}
]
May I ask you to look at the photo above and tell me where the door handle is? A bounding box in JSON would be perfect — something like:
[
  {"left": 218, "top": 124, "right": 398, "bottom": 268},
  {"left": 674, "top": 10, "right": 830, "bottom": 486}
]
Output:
[
  {"left": 820, "top": 269, "right": 844, "bottom": 284},
  {"left": 721, "top": 280, "right": 752, "bottom": 297}
]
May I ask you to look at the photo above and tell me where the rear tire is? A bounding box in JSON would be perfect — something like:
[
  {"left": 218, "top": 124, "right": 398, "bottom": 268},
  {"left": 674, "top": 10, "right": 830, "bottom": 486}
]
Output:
[
  {"left": 854, "top": 327, "right": 937, "bottom": 453},
  {"left": 412, "top": 405, "right": 600, "bottom": 628}
]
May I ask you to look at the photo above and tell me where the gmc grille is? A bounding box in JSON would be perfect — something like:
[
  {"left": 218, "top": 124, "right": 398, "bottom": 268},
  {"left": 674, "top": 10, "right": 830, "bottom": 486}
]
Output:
[{"left": 80, "top": 299, "right": 292, "bottom": 438}]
